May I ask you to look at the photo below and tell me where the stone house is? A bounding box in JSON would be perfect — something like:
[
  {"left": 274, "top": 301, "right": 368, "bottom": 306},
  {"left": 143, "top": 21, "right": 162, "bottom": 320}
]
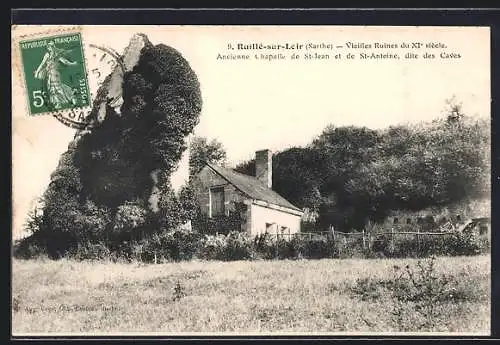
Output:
[{"left": 191, "top": 149, "right": 304, "bottom": 236}]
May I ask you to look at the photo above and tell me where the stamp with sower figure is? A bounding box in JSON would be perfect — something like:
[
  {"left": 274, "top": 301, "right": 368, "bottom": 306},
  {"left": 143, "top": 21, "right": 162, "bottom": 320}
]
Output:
[
  {"left": 16, "top": 29, "right": 125, "bottom": 130},
  {"left": 19, "top": 32, "right": 91, "bottom": 116}
]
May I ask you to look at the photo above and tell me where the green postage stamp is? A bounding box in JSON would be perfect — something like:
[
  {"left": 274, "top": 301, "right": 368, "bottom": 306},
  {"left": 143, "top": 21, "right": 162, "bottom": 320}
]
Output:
[{"left": 18, "top": 32, "right": 91, "bottom": 116}]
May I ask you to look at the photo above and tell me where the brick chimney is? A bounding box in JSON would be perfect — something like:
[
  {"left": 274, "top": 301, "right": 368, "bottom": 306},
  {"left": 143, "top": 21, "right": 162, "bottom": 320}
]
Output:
[{"left": 255, "top": 149, "right": 272, "bottom": 189}]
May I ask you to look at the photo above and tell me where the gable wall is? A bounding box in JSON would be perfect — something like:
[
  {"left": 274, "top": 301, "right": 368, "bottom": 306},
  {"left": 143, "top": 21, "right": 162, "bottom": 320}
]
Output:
[{"left": 192, "top": 165, "right": 249, "bottom": 217}]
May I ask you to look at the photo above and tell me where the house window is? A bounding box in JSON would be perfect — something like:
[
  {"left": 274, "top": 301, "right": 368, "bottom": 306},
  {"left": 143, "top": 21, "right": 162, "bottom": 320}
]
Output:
[
  {"left": 266, "top": 222, "right": 276, "bottom": 233},
  {"left": 210, "top": 187, "right": 225, "bottom": 217}
]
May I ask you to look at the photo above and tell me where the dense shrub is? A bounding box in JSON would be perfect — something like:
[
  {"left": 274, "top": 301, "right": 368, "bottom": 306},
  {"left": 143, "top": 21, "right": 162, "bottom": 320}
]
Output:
[
  {"left": 331, "top": 233, "right": 367, "bottom": 259},
  {"left": 67, "top": 241, "right": 112, "bottom": 261},
  {"left": 446, "top": 230, "right": 489, "bottom": 256},
  {"left": 302, "top": 237, "right": 336, "bottom": 259},
  {"left": 196, "top": 232, "right": 340, "bottom": 261},
  {"left": 112, "top": 202, "right": 148, "bottom": 235},
  {"left": 390, "top": 236, "right": 442, "bottom": 258},
  {"left": 196, "top": 231, "right": 255, "bottom": 261},
  {"left": 368, "top": 230, "right": 489, "bottom": 259},
  {"left": 12, "top": 233, "right": 48, "bottom": 260},
  {"left": 106, "top": 240, "right": 137, "bottom": 262},
  {"left": 276, "top": 237, "right": 297, "bottom": 259},
  {"left": 139, "top": 227, "right": 202, "bottom": 262},
  {"left": 370, "top": 234, "right": 393, "bottom": 256},
  {"left": 222, "top": 231, "right": 255, "bottom": 260},
  {"left": 196, "top": 233, "right": 227, "bottom": 260},
  {"left": 253, "top": 233, "right": 279, "bottom": 259},
  {"left": 253, "top": 233, "right": 362, "bottom": 260}
]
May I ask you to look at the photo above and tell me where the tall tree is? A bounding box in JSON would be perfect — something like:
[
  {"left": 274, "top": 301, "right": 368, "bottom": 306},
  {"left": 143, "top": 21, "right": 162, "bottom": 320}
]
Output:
[
  {"left": 188, "top": 136, "right": 227, "bottom": 178},
  {"left": 272, "top": 147, "right": 322, "bottom": 210},
  {"left": 234, "top": 158, "right": 255, "bottom": 176},
  {"left": 38, "top": 39, "right": 203, "bottom": 255}
]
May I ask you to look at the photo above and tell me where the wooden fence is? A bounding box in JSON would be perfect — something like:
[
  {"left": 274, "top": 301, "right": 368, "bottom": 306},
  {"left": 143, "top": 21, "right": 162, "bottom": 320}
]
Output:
[
  {"left": 271, "top": 218, "right": 488, "bottom": 251},
  {"left": 275, "top": 228, "right": 457, "bottom": 248}
]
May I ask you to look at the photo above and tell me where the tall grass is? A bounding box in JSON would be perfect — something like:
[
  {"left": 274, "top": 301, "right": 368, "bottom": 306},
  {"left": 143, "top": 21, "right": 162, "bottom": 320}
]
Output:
[
  {"left": 349, "top": 256, "right": 490, "bottom": 332},
  {"left": 11, "top": 255, "right": 490, "bottom": 333}
]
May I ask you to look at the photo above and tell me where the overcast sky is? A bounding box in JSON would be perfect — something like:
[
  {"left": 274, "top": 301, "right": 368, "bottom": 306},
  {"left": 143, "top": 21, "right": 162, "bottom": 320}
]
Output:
[{"left": 12, "top": 25, "right": 490, "bottom": 237}]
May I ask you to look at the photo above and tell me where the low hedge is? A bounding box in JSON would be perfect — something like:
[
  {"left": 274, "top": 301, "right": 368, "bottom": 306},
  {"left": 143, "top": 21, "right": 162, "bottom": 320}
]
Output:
[{"left": 14, "top": 227, "right": 489, "bottom": 262}]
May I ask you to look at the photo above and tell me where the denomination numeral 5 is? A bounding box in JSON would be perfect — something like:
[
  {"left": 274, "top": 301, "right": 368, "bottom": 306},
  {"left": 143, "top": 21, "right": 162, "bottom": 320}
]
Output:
[{"left": 32, "top": 90, "right": 46, "bottom": 108}]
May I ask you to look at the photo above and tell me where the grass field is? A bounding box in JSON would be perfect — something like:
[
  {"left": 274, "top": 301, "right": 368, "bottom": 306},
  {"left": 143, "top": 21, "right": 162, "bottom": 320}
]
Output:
[{"left": 12, "top": 255, "right": 490, "bottom": 335}]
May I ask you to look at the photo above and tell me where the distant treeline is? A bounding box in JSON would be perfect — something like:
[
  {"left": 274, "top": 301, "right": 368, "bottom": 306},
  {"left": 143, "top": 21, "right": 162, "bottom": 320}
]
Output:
[{"left": 235, "top": 116, "right": 490, "bottom": 231}]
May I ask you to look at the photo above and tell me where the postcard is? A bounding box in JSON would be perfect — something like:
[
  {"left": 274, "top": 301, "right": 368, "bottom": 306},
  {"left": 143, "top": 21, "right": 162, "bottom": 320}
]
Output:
[{"left": 11, "top": 24, "right": 491, "bottom": 336}]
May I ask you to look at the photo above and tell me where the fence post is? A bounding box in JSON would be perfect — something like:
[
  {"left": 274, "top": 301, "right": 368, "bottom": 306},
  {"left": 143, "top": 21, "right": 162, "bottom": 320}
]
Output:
[
  {"left": 332, "top": 226, "right": 336, "bottom": 243},
  {"left": 309, "top": 232, "right": 312, "bottom": 240},
  {"left": 417, "top": 227, "right": 421, "bottom": 253},
  {"left": 275, "top": 232, "right": 279, "bottom": 258},
  {"left": 362, "top": 229, "right": 366, "bottom": 250},
  {"left": 391, "top": 227, "right": 394, "bottom": 248}
]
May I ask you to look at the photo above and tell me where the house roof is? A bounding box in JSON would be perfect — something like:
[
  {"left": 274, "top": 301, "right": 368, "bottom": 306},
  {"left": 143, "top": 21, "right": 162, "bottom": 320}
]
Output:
[{"left": 205, "top": 163, "right": 303, "bottom": 212}]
